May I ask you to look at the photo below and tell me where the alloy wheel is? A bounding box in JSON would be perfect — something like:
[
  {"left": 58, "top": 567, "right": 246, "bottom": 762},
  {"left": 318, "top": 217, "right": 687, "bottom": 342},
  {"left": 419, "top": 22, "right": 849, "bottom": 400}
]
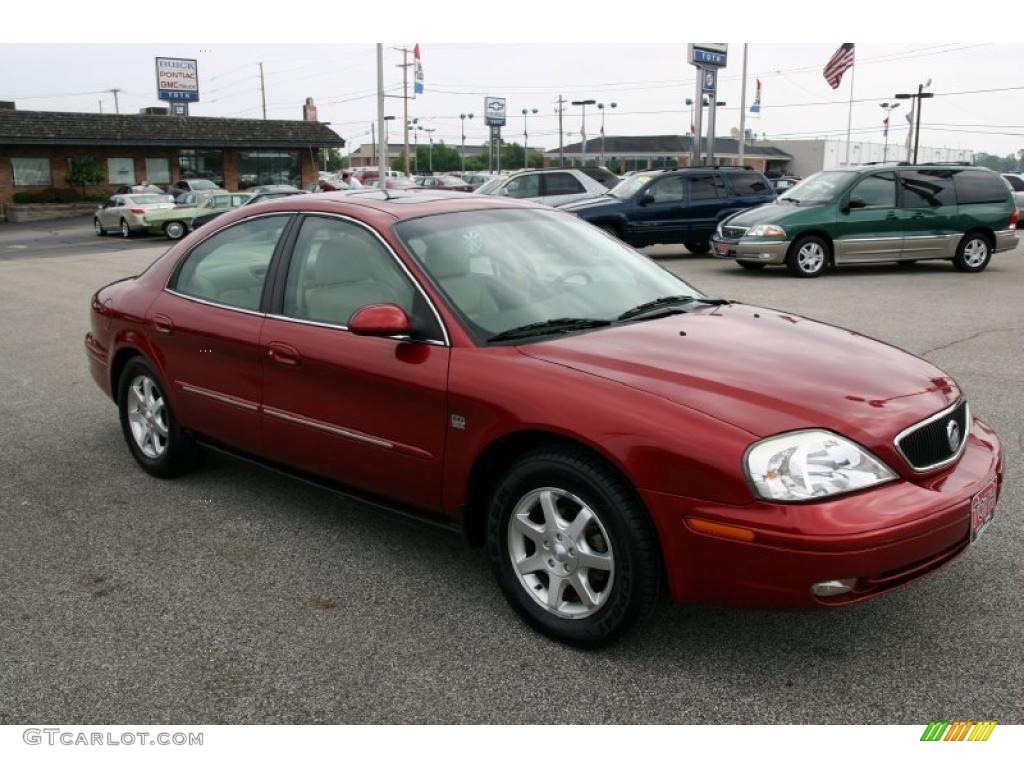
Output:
[
  {"left": 797, "top": 242, "right": 825, "bottom": 273},
  {"left": 94, "top": 219, "right": 103, "bottom": 235},
  {"left": 166, "top": 222, "right": 185, "bottom": 240},
  {"left": 126, "top": 374, "right": 168, "bottom": 459},
  {"left": 963, "top": 238, "right": 989, "bottom": 268},
  {"left": 506, "top": 487, "right": 615, "bottom": 619}
]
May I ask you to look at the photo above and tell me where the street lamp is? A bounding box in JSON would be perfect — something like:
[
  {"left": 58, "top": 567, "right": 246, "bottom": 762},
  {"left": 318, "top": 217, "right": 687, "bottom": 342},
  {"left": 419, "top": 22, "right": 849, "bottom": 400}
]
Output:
[
  {"left": 422, "top": 127, "right": 437, "bottom": 173},
  {"left": 382, "top": 115, "right": 395, "bottom": 171},
  {"left": 597, "top": 102, "right": 617, "bottom": 166},
  {"left": 895, "top": 79, "right": 933, "bottom": 164},
  {"left": 408, "top": 118, "right": 420, "bottom": 173},
  {"left": 521, "top": 107, "right": 538, "bottom": 170},
  {"left": 571, "top": 99, "right": 596, "bottom": 166},
  {"left": 459, "top": 112, "right": 474, "bottom": 173},
  {"left": 879, "top": 101, "right": 900, "bottom": 164}
]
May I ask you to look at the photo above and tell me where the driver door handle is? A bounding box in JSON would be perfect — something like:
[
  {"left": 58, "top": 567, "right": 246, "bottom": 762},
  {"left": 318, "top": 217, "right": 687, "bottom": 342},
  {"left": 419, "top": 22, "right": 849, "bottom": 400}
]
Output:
[{"left": 267, "top": 342, "right": 301, "bottom": 367}]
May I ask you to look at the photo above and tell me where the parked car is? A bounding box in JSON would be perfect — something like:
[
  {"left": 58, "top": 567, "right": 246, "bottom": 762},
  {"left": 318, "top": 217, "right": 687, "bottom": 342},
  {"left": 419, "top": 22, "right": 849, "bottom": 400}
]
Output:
[
  {"left": 171, "top": 179, "right": 225, "bottom": 200},
  {"left": 144, "top": 193, "right": 251, "bottom": 240},
  {"left": 85, "top": 191, "right": 1003, "bottom": 647},
  {"left": 772, "top": 176, "right": 802, "bottom": 194},
  {"left": 93, "top": 193, "right": 177, "bottom": 238},
  {"left": 413, "top": 175, "right": 474, "bottom": 192},
  {"left": 461, "top": 172, "right": 496, "bottom": 190},
  {"left": 366, "top": 177, "right": 424, "bottom": 190},
  {"left": 560, "top": 167, "right": 775, "bottom": 254},
  {"left": 174, "top": 190, "right": 228, "bottom": 208},
  {"left": 477, "top": 167, "right": 615, "bottom": 207},
  {"left": 1000, "top": 173, "right": 1024, "bottom": 216},
  {"left": 191, "top": 188, "right": 309, "bottom": 230},
  {"left": 115, "top": 184, "right": 168, "bottom": 196},
  {"left": 712, "top": 165, "right": 1019, "bottom": 276}
]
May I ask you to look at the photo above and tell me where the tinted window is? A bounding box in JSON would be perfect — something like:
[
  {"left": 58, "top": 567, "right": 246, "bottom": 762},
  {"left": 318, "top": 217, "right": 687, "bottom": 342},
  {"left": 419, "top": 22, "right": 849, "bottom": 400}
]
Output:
[
  {"left": 542, "top": 172, "right": 585, "bottom": 196},
  {"left": 1003, "top": 174, "right": 1024, "bottom": 192},
  {"left": 579, "top": 166, "right": 620, "bottom": 189},
  {"left": 501, "top": 174, "right": 541, "bottom": 198},
  {"left": 282, "top": 217, "right": 437, "bottom": 335},
  {"left": 173, "top": 216, "right": 286, "bottom": 311},
  {"left": 899, "top": 170, "right": 956, "bottom": 208},
  {"left": 849, "top": 172, "right": 895, "bottom": 208},
  {"left": 954, "top": 170, "right": 1011, "bottom": 205},
  {"left": 646, "top": 175, "right": 685, "bottom": 203},
  {"left": 728, "top": 172, "right": 771, "bottom": 196},
  {"left": 688, "top": 174, "right": 725, "bottom": 201}
]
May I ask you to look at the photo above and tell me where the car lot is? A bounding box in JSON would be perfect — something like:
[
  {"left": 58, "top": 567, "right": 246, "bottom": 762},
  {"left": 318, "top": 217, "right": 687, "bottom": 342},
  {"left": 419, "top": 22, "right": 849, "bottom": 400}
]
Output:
[{"left": 0, "top": 216, "right": 1021, "bottom": 723}]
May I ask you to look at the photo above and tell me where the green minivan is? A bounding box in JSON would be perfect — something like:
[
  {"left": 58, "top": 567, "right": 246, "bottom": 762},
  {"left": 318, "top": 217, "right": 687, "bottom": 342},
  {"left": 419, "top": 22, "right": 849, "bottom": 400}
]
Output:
[{"left": 711, "top": 165, "right": 1019, "bottom": 277}]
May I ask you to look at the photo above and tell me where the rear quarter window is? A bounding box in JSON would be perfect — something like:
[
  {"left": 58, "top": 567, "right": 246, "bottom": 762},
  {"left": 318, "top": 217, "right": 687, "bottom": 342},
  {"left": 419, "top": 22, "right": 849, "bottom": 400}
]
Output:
[
  {"left": 1002, "top": 174, "right": 1024, "bottom": 192},
  {"left": 728, "top": 172, "right": 772, "bottom": 196},
  {"left": 954, "top": 170, "right": 1012, "bottom": 205},
  {"left": 899, "top": 170, "right": 956, "bottom": 208}
]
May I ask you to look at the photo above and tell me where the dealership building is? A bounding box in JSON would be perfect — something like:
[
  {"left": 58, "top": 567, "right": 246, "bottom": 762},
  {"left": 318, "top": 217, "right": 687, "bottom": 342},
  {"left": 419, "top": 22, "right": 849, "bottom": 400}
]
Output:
[{"left": 0, "top": 102, "right": 344, "bottom": 212}]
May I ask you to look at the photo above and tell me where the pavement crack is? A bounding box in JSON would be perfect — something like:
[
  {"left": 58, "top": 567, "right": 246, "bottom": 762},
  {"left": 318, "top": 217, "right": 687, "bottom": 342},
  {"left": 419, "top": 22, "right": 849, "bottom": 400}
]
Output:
[{"left": 919, "top": 327, "right": 1022, "bottom": 358}]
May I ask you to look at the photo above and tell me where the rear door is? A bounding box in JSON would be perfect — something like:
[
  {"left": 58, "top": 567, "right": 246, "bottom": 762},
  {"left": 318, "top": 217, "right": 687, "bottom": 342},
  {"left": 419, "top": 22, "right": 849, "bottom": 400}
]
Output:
[
  {"left": 539, "top": 171, "right": 589, "bottom": 206},
  {"left": 683, "top": 172, "right": 729, "bottom": 241},
  {"left": 724, "top": 171, "right": 775, "bottom": 216},
  {"left": 834, "top": 171, "right": 903, "bottom": 262},
  {"left": 897, "top": 169, "right": 959, "bottom": 260}
]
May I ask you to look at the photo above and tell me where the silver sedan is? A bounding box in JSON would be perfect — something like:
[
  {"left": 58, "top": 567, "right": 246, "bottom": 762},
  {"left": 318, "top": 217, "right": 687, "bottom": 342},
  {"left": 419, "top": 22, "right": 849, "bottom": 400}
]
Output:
[{"left": 94, "top": 193, "right": 176, "bottom": 238}]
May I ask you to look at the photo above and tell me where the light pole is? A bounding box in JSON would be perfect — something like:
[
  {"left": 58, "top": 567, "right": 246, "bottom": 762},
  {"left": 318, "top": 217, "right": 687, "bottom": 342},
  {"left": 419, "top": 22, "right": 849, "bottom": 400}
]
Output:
[
  {"left": 879, "top": 101, "right": 900, "bottom": 163},
  {"left": 521, "top": 107, "right": 537, "bottom": 169},
  {"left": 571, "top": 99, "right": 596, "bottom": 166},
  {"left": 408, "top": 118, "right": 420, "bottom": 173},
  {"left": 895, "top": 80, "right": 933, "bottom": 164},
  {"left": 383, "top": 115, "right": 395, "bottom": 173},
  {"left": 596, "top": 102, "right": 617, "bottom": 167},
  {"left": 459, "top": 112, "right": 474, "bottom": 173},
  {"left": 423, "top": 128, "right": 436, "bottom": 173}
]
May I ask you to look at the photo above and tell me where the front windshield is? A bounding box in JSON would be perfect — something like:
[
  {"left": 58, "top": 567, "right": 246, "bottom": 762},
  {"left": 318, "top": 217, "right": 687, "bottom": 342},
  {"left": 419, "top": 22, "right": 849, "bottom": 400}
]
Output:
[
  {"left": 395, "top": 208, "right": 703, "bottom": 343},
  {"left": 127, "top": 194, "right": 171, "bottom": 205},
  {"left": 779, "top": 170, "right": 858, "bottom": 204},
  {"left": 608, "top": 172, "right": 660, "bottom": 199}
]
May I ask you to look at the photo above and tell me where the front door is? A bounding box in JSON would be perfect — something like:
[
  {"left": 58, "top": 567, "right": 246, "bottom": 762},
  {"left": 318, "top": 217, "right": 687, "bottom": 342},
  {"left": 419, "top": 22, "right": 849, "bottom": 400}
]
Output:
[
  {"left": 147, "top": 213, "right": 292, "bottom": 454},
  {"left": 629, "top": 174, "right": 687, "bottom": 245},
  {"left": 259, "top": 215, "right": 450, "bottom": 512},
  {"left": 834, "top": 171, "right": 903, "bottom": 262}
]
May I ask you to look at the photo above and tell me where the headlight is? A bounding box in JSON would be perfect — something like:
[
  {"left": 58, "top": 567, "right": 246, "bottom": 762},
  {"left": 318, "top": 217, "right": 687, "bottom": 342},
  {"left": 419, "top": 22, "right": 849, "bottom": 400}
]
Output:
[
  {"left": 745, "top": 430, "right": 896, "bottom": 502},
  {"left": 747, "top": 223, "right": 787, "bottom": 238}
]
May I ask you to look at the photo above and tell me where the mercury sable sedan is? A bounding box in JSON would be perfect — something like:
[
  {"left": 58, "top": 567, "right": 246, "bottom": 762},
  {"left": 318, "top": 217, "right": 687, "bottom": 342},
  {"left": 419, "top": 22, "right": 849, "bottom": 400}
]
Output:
[{"left": 84, "top": 191, "right": 1003, "bottom": 647}]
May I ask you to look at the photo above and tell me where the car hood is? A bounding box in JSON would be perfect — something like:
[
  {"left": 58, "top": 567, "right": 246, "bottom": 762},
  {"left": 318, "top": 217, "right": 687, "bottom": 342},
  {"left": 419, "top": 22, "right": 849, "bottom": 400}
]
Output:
[
  {"left": 517, "top": 304, "right": 960, "bottom": 451},
  {"left": 557, "top": 195, "right": 622, "bottom": 213},
  {"left": 724, "top": 202, "right": 824, "bottom": 229}
]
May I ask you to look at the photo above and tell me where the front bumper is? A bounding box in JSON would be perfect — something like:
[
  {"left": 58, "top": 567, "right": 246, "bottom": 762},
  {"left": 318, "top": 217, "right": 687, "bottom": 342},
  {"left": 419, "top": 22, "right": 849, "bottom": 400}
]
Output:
[
  {"left": 711, "top": 235, "right": 791, "bottom": 264},
  {"left": 642, "top": 417, "right": 1003, "bottom": 609},
  {"left": 994, "top": 228, "right": 1018, "bottom": 253}
]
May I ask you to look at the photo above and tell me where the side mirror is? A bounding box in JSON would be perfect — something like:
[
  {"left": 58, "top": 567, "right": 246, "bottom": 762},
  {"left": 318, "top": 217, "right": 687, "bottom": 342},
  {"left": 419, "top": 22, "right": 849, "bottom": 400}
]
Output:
[
  {"left": 349, "top": 304, "right": 412, "bottom": 338},
  {"left": 843, "top": 197, "right": 867, "bottom": 212},
  {"left": 639, "top": 193, "right": 655, "bottom": 206}
]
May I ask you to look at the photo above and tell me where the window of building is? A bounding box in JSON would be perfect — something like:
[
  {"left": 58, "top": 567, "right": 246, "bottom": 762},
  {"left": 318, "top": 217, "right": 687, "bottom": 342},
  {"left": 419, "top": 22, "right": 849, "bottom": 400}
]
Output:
[
  {"left": 146, "top": 158, "right": 171, "bottom": 184},
  {"left": 179, "top": 149, "right": 225, "bottom": 187},
  {"left": 65, "top": 158, "right": 100, "bottom": 186},
  {"left": 899, "top": 170, "right": 956, "bottom": 208},
  {"left": 237, "top": 150, "right": 300, "bottom": 190},
  {"left": 107, "top": 157, "right": 135, "bottom": 186},
  {"left": 953, "top": 170, "right": 1012, "bottom": 205},
  {"left": 11, "top": 158, "right": 52, "bottom": 186},
  {"left": 849, "top": 172, "right": 896, "bottom": 208}
]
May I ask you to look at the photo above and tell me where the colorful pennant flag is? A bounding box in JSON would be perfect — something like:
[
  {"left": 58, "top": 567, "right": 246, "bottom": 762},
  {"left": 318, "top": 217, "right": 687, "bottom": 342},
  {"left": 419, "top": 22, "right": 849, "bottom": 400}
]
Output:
[{"left": 414, "top": 44, "right": 424, "bottom": 96}]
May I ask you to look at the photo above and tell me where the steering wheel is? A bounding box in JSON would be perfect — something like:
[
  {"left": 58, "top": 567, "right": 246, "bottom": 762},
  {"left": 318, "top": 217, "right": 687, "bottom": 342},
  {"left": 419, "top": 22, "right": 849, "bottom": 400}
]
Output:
[{"left": 552, "top": 268, "right": 593, "bottom": 287}]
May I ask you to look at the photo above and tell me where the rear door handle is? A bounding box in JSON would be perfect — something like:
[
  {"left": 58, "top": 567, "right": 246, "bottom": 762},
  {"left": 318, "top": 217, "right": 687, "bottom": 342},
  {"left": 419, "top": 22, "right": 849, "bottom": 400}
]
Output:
[
  {"left": 267, "top": 342, "right": 301, "bottom": 367},
  {"left": 152, "top": 314, "right": 174, "bottom": 334}
]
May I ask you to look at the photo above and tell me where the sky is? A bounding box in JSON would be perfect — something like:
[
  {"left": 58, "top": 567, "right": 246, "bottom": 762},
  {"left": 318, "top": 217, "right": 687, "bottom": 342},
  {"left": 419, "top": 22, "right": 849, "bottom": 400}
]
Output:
[{"left": 2, "top": 38, "right": 1022, "bottom": 158}]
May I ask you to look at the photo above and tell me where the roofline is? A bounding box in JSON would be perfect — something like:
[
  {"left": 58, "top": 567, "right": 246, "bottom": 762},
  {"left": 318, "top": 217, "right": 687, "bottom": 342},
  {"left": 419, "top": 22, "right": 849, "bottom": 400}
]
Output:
[{"left": 0, "top": 137, "right": 342, "bottom": 149}]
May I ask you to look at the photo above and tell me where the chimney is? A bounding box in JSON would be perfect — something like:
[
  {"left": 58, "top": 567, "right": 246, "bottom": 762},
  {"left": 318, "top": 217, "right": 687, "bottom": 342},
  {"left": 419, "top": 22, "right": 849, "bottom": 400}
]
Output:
[
  {"left": 303, "top": 97, "right": 318, "bottom": 122},
  {"left": 0, "top": 101, "right": 15, "bottom": 110}
]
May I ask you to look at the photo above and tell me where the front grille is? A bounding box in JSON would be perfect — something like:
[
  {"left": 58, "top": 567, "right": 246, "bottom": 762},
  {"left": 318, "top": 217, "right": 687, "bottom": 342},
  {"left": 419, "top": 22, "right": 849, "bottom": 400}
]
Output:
[
  {"left": 722, "top": 226, "right": 748, "bottom": 240},
  {"left": 895, "top": 400, "right": 969, "bottom": 471}
]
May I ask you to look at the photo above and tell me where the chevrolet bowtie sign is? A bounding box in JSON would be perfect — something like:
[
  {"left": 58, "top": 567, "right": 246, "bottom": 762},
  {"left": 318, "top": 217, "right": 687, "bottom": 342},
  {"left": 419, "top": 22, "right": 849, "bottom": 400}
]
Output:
[{"left": 484, "top": 97, "right": 506, "bottom": 127}]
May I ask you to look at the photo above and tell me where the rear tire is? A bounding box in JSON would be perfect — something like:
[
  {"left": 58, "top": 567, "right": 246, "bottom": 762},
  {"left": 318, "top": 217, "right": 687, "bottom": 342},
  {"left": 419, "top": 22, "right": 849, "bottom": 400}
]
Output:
[
  {"left": 596, "top": 223, "right": 621, "bottom": 240},
  {"left": 737, "top": 261, "right": 767, "bottom": 271},
  {"left": 486, "top": 445, "right": 662, "bottom": 648},
  {"left": 119, "top": 219, "right": 131, "bottom": 239},
  {"left": 164, "top": 221, "right": 187, "bottom": 241},
  {"left": 953, "top": 233, "right": 992, "bottom": 273},
  {"left": 786, "top": 235, "right": 829, "bottom": 278},
  {"left": 117, "top": 357, "right": 202, "bottom": 478},
  {"left": 685, "top": 239, "right": 711, "bottom": 255}
]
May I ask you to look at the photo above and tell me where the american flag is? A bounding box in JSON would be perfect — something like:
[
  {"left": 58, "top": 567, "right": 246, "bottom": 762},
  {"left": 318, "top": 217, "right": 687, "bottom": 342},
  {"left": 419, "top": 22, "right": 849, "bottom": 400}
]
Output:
[{"left": 823, "top": 43, "right": 855, "bottom": 89}]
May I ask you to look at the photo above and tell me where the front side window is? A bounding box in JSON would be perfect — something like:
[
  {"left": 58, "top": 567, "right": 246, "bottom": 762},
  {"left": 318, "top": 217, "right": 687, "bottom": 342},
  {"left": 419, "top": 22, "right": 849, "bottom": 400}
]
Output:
[
  {"left": 107, "top": 157, "right": 135, "bottom": 186},
  {"left": 172, "top": 216, "right": 287, "bottom": 311},
  {"left": 501, "top": 174, "right": 541, "bottom": 199},
  {"left": 645, "top": 175, "right": 685, "bottom": 203},
  {"left": 900, "top": 170, "right": 956, "bottom": 208},
  {"left": 282, "top": 216, "right": 439, "bottom": 336},
  {"left": 849, "top": 172, "right": 896, "bottom": 208},
  {"left": 11, "top": 158, "right": 51, "bottom": 186},
  {"left": 688, "top": 174, "right": 725, "bottom": 201},
  {"left": 954, "top": 170, "right": 1012, "bottom": 205},
  {"left": 542, "top": 172, "right": 585, "bottom": 196},
  {"left": 396, "top": 209, "right": 702, "bottom": 343}
]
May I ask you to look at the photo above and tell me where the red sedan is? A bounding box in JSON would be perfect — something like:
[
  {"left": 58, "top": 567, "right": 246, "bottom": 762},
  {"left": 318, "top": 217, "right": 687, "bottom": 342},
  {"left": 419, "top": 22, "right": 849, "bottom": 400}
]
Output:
[{"left": 84, "top": 191, "right": 1003, "bottom": 647}]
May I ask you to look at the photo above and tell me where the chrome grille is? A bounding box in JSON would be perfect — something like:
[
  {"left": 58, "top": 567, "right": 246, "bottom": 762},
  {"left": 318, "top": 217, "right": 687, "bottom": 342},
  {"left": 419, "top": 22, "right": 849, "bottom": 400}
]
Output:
[
  {"left": 895, "top": 400, "right": 969, "bottom": 472},
  {"left": 722, "top": 226, "right": 748, "bottom": 240}
]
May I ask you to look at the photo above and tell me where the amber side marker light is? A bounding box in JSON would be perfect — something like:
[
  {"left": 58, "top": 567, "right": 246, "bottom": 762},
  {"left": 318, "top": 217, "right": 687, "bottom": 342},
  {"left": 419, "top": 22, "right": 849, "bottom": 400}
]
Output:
[{"left": 686, "top": 518, "right": 756, "bottom": 542}]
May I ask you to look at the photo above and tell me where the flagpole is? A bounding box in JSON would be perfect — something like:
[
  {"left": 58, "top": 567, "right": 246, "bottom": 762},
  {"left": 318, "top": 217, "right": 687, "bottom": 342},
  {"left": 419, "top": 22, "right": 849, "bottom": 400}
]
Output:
[
  {"left": 738, "top": 43, "right": 748, "bottom": 167},
  {"left": 844, "top": 56, "right": 855, "bottom": 166}
]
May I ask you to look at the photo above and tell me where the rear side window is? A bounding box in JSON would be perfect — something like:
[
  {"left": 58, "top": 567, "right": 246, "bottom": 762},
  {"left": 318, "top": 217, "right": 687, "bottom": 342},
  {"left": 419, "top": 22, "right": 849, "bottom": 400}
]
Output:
[
  {"left": 172, "top": 216, "right": 287, "bottom": 311},
  {"left": 899, "top": 170, "right": 956, "bottom": 208},
  {"left": 728, "top": 172, "right": 771, "bottom": 196},
  {"left": 687, "top": 174, "right": 725, "bottom": 200},
  {"left": 542, "top": 172, "right": 585, "bottom": 196},
  {"left": 1002, "top": 174, "right": 1024, "bottom": 192},
  {"left": 579, "top": 166, "right": 620, "bottom": 189},
  {"left": 954, "top": 170, "right": 1011, "bottom": 205}
]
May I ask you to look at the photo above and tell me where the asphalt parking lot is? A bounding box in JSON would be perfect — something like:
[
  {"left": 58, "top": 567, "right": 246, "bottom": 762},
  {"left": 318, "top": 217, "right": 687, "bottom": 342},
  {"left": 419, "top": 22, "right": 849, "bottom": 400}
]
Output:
[{"left": 0, "top": 217, "right": 1021, "bottom": 724}]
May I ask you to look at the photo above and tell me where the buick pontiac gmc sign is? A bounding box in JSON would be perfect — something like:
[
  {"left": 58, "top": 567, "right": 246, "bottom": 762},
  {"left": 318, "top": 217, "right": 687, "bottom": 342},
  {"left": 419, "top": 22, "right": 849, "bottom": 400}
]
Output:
[{"left": 155, "top": 57, "right": 200, "bottom": 102}]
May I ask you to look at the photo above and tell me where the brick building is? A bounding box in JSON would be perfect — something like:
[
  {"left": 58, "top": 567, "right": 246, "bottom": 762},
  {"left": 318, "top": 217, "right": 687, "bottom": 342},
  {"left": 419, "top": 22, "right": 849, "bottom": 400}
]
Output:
[{"left": 0, "top": 105, "right": 344, "bottom": 210}]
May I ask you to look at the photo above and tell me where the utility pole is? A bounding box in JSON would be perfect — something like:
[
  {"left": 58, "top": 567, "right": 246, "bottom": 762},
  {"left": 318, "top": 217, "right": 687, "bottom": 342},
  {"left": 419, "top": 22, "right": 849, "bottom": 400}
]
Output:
[
  {"left": 370, "top": 121, "right": 376, "bottom": 168},
  {"left": 394, "top": 46, "right": 414, "bottom": 176},
  {"left": 572, "top": 99, "right": 596, "bottom": 166},
  {"left": 556, "top": 95, "right": 567, "bottom": 167},
  {"left": 377, "top": 44, "right": 387, "bottom": 183},
  {"left": 738, "top": 44, "right": 748, "bottom": 167},
  {"left": 109, "top": 88, "right": 121, "bottom": 114},
  {"left": 258, "top": 64, "right": 267, "bottom": 120},
  {"left": 895, "top": 81, "right": 933, "bottom": 165},
  {"left": 98, "top": 100, "right": 103, "bottom": 114}
]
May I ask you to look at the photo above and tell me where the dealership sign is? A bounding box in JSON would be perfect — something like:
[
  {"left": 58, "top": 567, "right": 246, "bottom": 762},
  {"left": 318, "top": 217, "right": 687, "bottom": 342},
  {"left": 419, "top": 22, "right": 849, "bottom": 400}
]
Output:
[
  {"left": 155, "top": 57, "right": 200, "bottom": 102},
  {"left": 484, "top": 96, "right": 506, "bottom": 127}
]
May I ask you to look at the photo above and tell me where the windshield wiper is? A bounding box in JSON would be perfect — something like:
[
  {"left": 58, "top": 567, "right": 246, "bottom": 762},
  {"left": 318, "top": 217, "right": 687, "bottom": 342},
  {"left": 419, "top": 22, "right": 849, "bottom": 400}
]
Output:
[
  {"left": 487, "top": 317, "right": 612, "bottom": 343},
  {"left": 616, "top": 295, "right": 729, "bottom": 322},
  {"left": 780, "top": 197, "right": 800, "bottom": 204}
]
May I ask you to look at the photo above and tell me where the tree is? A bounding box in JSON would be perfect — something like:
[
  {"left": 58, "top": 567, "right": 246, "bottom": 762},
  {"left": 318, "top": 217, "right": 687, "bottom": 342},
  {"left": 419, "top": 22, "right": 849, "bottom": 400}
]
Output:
[
  {"left": 974, "top": 152, "right": 1018, "bottom": 172},
  {"left": 65, "top": 156, "right": 104, "bottom": 196},
  {"left": 324, "top": 149, "right": 346, "bottom": 172}
]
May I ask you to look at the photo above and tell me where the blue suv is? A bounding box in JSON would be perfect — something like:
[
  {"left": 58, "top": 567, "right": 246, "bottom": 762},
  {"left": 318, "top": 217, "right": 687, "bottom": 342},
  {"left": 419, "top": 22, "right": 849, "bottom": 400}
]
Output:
[{"left": 559, "top": 167, "right": 775, "bottom": 254}]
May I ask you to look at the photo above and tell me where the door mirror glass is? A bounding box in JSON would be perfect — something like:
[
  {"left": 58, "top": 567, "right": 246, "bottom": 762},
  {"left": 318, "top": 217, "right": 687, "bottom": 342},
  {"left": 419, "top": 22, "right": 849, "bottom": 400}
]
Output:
[
  {"left": 846, "top": 197, "right": 868, "bottom": 210},
  {"left": 638, "top": 193, "right": 655, "bottom": 206},
  {"left": 349, "top": 303, "right": 412, "bottom": 337}
]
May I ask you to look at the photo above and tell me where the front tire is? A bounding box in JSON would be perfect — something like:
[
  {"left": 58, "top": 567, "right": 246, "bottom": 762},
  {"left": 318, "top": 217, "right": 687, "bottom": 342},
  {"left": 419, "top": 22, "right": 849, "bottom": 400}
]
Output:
[
  {"left": 164, "top": 221, "right": 187, "bottom": 241},
  {"left": 953, "top": 233, "right": 992, "bottom": 272},
  {"left": 94, "top": 218, "right": 106, "bottom": 236},
  {"left": 786, "top": 235, "right": 829, "bottom": 277},
  {"left": 117, "top": 357, "right": 201, "bottom": 478},
  {"left": 486, "top": 446, "right": 662, "bottom": 648},
  {"left": 685, "top": 239, "right": 711, "bottom": 255},
  {"left": 597, "top": 223, "right": 622, "bottom": 240}
]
